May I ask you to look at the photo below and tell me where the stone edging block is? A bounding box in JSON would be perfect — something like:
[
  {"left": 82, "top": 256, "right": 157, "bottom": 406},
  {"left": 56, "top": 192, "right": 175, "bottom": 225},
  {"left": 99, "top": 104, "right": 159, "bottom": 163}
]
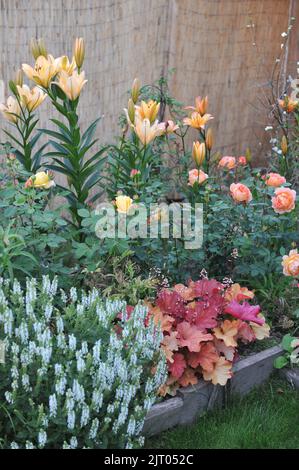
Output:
[{"left": 143, "top": 345, "right": 283, "bottom": 437}]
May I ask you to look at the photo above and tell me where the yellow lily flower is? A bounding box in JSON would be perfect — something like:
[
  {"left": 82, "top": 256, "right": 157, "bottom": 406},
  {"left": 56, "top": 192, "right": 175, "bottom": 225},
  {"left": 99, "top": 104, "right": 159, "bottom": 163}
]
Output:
[
  {"left": 135, "top": 100, "right": 160, "bottom": 123},
  {"left": 25, "top": 171, "right": 55, "bottom": 189},
  {"left": 56, "top": 55, "right": 77, "bottom": 75},
  {"left": 183, "top": 111, "right": 213, "bottom": 129},
  {"left": 186, "top": 96, "right": 209, "bottom": 115},
  {"left": 0, "top": 96, "right": 21, "bottom": 123},
  {"left": 134, "top": 117, "right": 164, "bottom": 146},
  {"left": 22, "top": 55, "right": 59, "bottom": 88},
  {"left": 56, "top": 70, "right": 87, "bottom": 101},
  {"left": 17, "top": 85, "right": 47, "bottom": 112}
]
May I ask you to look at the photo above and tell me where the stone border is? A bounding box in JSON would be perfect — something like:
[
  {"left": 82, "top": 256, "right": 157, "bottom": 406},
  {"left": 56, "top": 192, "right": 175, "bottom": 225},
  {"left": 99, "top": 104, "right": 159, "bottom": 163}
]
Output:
[{"left": 143, "top": 345, "right": 283, "bottom": 437}]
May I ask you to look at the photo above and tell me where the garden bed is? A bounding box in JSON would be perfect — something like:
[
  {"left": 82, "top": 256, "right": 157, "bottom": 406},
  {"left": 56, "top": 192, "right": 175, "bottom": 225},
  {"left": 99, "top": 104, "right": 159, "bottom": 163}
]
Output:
[{"left": 143, "top": 345, "right": 283, "bottom": 437}]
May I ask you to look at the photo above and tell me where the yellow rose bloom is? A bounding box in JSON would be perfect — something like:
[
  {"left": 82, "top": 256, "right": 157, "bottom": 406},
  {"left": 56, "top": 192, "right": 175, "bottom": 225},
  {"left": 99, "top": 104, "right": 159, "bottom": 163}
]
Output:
[
  {"left": 57, "top": 70, "right": 87, "bottom": 101},
  {"left": 17, "top": 85, "right": 47, "bottom": 112},
  {"left": 115, "top": 195, "right": 133, "bottom": 214},
  {"left": 26, "top": 171, "right": 55, "bottom": 189},
  {"left": 0, "top": 96, "right": 21, "bottom": 123}
]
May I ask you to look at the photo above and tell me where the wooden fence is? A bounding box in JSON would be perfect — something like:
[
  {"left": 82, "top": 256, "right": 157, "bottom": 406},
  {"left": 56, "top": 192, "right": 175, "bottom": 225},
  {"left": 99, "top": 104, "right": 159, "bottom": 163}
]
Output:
[{"left": 0, "top": 0, "right": 298, "bottom": 164}]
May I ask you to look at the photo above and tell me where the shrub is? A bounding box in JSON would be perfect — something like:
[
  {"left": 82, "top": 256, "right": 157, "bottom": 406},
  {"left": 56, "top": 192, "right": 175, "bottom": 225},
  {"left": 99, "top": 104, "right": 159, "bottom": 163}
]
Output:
[
  {"left": 146, "top": 278, "right": 270, "bottom": 396},
  {"left": 0, "top": 276, "right": 166, "bottom": 449}
]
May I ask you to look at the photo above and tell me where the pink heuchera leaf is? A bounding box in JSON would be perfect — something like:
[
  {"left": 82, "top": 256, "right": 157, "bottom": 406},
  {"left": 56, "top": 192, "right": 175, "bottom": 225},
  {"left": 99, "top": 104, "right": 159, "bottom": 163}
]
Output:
[
  {"left": 225, "top": 300, "right": 264, "bottom": 325},
  {"left": 156, "top": 289, "right": 186, "bottom": 319},
  {"left": 177, "top": 321, "right": 213, "bottom": 352},
  {"left": 214, "top": 339, "right": 235, "bottom": 361},
  {"left": 168, "top": 352, "right": 187, "bottom": 379},
  {"left": 187, "top": 342, "right": 219, "bottom": 372}
]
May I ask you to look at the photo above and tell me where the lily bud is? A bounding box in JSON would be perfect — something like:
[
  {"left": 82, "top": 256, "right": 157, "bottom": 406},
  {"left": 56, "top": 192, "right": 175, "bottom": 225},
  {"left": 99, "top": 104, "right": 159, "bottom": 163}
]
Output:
[
  {"left": 14, "top": 69, "right": 23, "bottom": 88},
  {"left": 37, "top": 39, "right": 48, "bottom": 58},
  {"left": 192, "top": 141, "right": 206, "bottom": 167},
  {"left": 131, "top": 78, "right": 141, "bottom": 104},
  {"left": 281, "top": 135, "right": 288, "bottom": 155},
  {"left": 127, "top": 98, "right": 135, "bottom": 123},
  {"left": 245, "top": 147, "right": 252, "bottom": 163},
  {"left": 205, "top": 128, "right": 213, "bottom": 150},
  {"left": 74, "top": 37, "right": 85, "bottom": 69},
  {"left": 30, "top": 38, "right": 47, "bottom": 60}
]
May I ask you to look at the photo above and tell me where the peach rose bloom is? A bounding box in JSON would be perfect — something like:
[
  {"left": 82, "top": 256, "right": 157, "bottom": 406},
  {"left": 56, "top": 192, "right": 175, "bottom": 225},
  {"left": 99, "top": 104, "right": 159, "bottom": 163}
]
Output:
[
  {"left": 230, "top": 183, "right": 252, "bottom": 203},
  {"left": 188, "top": 169, "right": 208, "bottom": 186},
  {"left": 265, "top": 172, "right": 286, "bottom": 187},
  {"left": 218, "top": 156, "right": 236, "bottom": 170},
  {"left": 272, "top": 187, "right": 296, "bottom": 214},
  {"left": 282, "top": 249, "right": 299, "bottom": 277}
]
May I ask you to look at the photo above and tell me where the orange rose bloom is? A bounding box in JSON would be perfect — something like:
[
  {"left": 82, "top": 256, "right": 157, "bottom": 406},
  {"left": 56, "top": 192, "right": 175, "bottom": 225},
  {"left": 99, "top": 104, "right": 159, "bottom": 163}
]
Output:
[
  {"left": 218, "top": 156, "right": 236, "bottom": 170},
  {"left": 282, "top": 249, "right": 299, "bottom": 277},
  {"left": 272, "top": 187, "right": 296, "bottom": 214},
  {"left": 188, "top": 169, "right": 208, "bottom": 186},
  {"left": 265, "top": 172, "right": 286, "bottom": 187},
  {"left": 230, "top": 183, "right": 252, "bottom": 203}
]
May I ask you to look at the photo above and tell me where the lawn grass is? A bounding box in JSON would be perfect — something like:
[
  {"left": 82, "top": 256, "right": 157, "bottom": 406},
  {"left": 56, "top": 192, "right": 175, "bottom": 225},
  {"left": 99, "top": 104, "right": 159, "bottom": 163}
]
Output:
[{"left": 147, "top": 376, "right": 299, "bottom": 449}]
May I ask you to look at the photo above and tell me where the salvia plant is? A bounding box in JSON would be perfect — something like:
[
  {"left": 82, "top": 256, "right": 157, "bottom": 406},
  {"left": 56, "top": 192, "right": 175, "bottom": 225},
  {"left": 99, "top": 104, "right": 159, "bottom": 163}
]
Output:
[{"left": 0, "top": 276, "right": 166, "bottom": 449}]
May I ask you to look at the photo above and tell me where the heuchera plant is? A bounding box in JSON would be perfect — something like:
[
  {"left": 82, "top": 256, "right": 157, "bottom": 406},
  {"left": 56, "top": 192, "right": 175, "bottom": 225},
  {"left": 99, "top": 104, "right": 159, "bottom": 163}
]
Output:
[{"left": 146, "top": 278, "right": 270, "bottom": 395}]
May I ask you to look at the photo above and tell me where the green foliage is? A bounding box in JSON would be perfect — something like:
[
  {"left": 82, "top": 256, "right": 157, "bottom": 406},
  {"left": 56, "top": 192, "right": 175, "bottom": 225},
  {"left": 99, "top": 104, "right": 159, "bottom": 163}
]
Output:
[
  {"left": 274, "top": 334, "right": 299, "bottom": 369},
  {"left": 0, "top": 161, "right": 75, "bottom": 286},
  {"left": 4, "top": 81, "right": 45, "bottom": 172},
  {"left": 39, "top": 83, "right": 107, "bottom": 227}
]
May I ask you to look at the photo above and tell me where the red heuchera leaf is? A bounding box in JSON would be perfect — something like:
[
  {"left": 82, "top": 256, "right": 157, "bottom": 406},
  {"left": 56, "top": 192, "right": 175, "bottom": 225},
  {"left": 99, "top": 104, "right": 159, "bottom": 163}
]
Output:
[
  {"left": 187, "top": 342, "right": 219, "bottom": 372},
  {"left": 168, "top": 352, "right": 187, "bottom": 379},
  {"left": 177, "top": 321, "right": 213, "bottom": 352},
  {"left": 178, "top": 367, "right": 198, "bottom": 387},
  {"left": 156, "top": 289, "right": 186, "bottom": 319},
  {"left": 188, "top": 279, "right": 224, "bottom": 299},
  {"left": 186, "top": 298, "right": 221, "bottom": 329},
  {"left": 225, "top": 300, "right": 264, "bottom": 325},
  {"left": 237, "top": 321, "right": 256, "bottom": 343}
]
